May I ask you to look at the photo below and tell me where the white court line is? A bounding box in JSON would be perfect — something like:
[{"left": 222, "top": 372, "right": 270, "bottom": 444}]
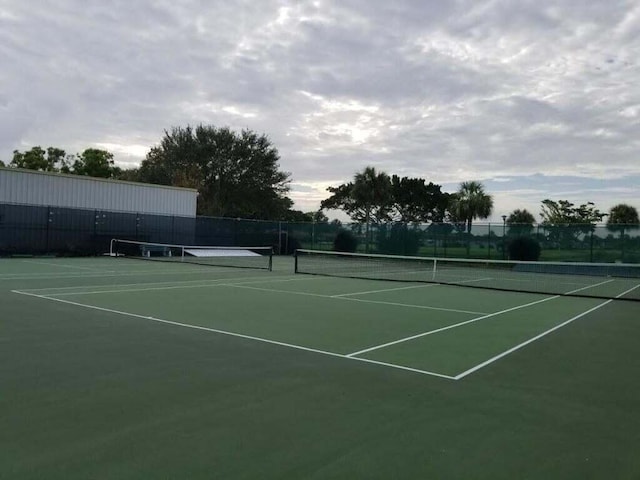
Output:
[
  {"left": 345, "top": 278, "right": 618, "bottom": 358},
  {"left": 10, "top": 289, "right": 456, "bottom": 381},
  {"left": 18, "top": 275, "right": 295, "bottom": 293},
  {"left": 345, "top": 295, "right": 562, "bottom": 357},
  {"left": 15, "top": 275, "right": 481, "bottom": 316},
  {"left": 338, "top": 296, "right": 485, "bottom": 315},
  {"left": 0, "top": 267, "right": 268, "bottom": 281},
  {"left": 11, "top": 273, "right": 637, "bottom": 381},
  {"left": 563, "top": 278, "right": 615, "bottom": 294},
  {"left": 453, "top": 302, "right": 611, "bottom": 380},
  {"left": 41, "top": 276, "right": 314, "bottom": 296},
  {"left": 21, "top": 260, "right": 108, "bottom": 271},
  {"left": 621, "top": 282, "right": 640, "bottom": 297},
  {"left": 454, "top": 282, "right": 640, "bottom": 379},
  {"left": 327, "top": 276, "right": 494, "bottom": 298},
  {"left": 332, "top": 283, "right": 439, "bottom": 297},
  {"left": 226, "top": 284, "right": 487, "bottom": 315}
]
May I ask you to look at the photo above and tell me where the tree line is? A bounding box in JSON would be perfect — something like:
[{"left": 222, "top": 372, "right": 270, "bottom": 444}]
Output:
[
  {"left": 2, "top": 124, "right": 638, "bottom": 231},
  {"left": 322, "top": 166, "right": 639, "bottom": 229},
  {"left": 2, "top": 147, "right": 122, "bottom": 179},
  {"left": 320, "top": 166, "right": 494, "bottom": 233},
  {"left": 2, "top": 126, "right": 315, "bottom": 221}
]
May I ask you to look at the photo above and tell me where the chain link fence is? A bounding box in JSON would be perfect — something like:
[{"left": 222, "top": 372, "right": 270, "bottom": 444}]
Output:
[{"left": 1, "top": 202, "right": 639, "bottom": 263}]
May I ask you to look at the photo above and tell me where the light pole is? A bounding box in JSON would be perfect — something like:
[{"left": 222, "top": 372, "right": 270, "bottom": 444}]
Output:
[{"left": 501, "top": 215, "right": 507, "bottom": 259}]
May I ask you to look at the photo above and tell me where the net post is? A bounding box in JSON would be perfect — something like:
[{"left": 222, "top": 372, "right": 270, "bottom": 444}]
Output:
[
  {"left": 294, "top": 249, "right": 299, "bottom": 273},
  {"left": 432, "top": 258, "right": 437, "bottom": 280},
  {"left": 181, "top": 246, "right": 185, "bottom": 262},
  {"left": 269, "top": 247, "right": 273, "bottom": 271}
]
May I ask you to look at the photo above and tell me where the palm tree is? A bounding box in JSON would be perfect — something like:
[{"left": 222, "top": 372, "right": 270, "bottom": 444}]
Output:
[
  {"left": 352, "top": 166, "right": 392, "bottom": 251},
  {"left": 452, "top": 181, "right": 494, "bottom": 234}
]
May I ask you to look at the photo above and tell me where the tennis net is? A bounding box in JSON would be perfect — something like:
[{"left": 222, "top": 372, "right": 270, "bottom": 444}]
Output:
[
  {"left": 110, "top": 239, "right": 273, "bottom": 271},
  {"left": 294, "top": 249, "right": 640, "bottom": 301}
]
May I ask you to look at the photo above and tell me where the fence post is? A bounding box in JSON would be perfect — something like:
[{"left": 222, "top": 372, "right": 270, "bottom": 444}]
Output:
[
  {"left": 284, "top": 221, "right": 289, "bottom": 254},
  {"left": 234, "top": 218, "right": 239, "bottom": 246},
  {"left": 444, "top": 231, "right": 448, "bottom": 258},
  {"left": 432, "top": 226, "right": 437, "bottom": 257},
  {"left": 93, "top": 209, "right": 98, "bottom": 255},
  {"left": 487, "top": 223, "right": 491, "bottom": 259},
  {"left": 45, "top": 206, "right": 52, "bottom": 254}
]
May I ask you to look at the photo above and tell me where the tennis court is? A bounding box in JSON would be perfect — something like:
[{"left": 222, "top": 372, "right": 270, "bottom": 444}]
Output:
[{"left": 2, "top": 252, "right": 640, "bottom": 479}]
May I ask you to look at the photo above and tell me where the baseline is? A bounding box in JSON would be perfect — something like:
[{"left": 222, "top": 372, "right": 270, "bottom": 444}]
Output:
[{"left": 10, "top": 289, "right": 456, "bottom": 381}]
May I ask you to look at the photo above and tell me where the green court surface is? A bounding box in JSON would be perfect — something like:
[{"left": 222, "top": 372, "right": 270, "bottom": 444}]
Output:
[{"left": 1, "top": 256, "right": 639, "bottom": 479}]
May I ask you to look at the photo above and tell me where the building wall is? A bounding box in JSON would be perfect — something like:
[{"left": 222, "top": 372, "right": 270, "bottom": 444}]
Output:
[{"left": 0, "top": 167, "right": 197, "bottom": 217}]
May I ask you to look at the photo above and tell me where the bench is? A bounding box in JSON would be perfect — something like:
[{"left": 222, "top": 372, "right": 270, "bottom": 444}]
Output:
[{"left": 140, "top": 245, "right": 172, "bottom": 258}]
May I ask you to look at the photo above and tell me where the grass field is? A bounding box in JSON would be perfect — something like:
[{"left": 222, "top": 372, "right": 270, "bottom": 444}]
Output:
[{"left": 1, "top": 255, "right": 640, "bottom": 479}]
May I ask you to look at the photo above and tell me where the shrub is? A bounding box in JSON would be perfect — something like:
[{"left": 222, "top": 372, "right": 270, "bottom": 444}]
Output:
[
  {"left": 279, "top": 233, "right": 300, "bottom": 255},
  {"left": 377, "top": 224, "right": 421, "bottom": 256},
  {"left": 333, "top": 229, "right": 358, "bottom": 252},
  {"left": 507, "top": 236, "right": 541, "bottom": 261}
]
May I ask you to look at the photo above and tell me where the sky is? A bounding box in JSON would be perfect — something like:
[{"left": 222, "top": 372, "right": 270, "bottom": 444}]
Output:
[{"left": 1, "top": 0, "right": 639, "bottom": 223}]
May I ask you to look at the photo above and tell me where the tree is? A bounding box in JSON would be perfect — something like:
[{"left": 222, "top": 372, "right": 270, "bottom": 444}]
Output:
[
  {"left": 607, "top": 204, "right": 639, "bottom": 231},
  {"left": 279, "top": 209, "right": 329, "bottom": 224},
  {"left": 321, "top": 166, "right": 392, "bottom": 251},
  {"left": 506, "top": 209, "right": 536, "bottom": 236},
  {"left": 450, "top": 181, "right": 494, "bottom": 233},
  {"left": 352, "top": 166, "right": 392, "bottom": 252},
  {"left": 0, "top": 160, "right": 5, "bottom": 167},
  {"left": 321, "top": 166, "right": 393, "bottom": 224},
  {"left": 71, "top": 149, "right": 122, "bottom": 178},
  {"left": 116, "top": 168, "right": 141, "bottom": 182},
  {"left": 7, "top": 146, "right": 128, "bottom": 179},
  {"left": 389, "top": 175, "right": 449, "bottom": 223},
  {"left": 353, "top": 166, "right": 392, "bottom": 222},
  {"left": 137, "top": 125, "right": 292, "bottom": 219},
  {"left": 606, "top": 204, "right": 639, "bottom": 260},
  {"left": 10, "top": 146, "right": 71, "bottom": 172},
  {"left": 540, "top": 199, "right": 606, "bottom": 247},
  {"left": 540, "top": 199, "right": 606, "bottom": 226},
  {"left": 321, "top": 170, "right": 451, "bottom": 225},
  {"left": 311, "top": 210, "right": 329, "bottom": 223},
  {"left": 281, "top": 210, "right": 313, "bottom": 222}
]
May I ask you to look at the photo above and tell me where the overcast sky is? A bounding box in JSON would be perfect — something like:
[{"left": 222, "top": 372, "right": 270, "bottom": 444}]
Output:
[{"left": 1, "top": 0, "right": 639, "bottom": 222}]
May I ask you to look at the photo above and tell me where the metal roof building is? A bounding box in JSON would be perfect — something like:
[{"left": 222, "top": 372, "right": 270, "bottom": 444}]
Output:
[{"left": 0, "top": 167, "right": 197, "bottom": 217}]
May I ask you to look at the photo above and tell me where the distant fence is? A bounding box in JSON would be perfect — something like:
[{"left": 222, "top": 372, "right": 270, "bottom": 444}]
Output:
[{"left": 1, "top": 202, "right": 639, "bottom": 263}]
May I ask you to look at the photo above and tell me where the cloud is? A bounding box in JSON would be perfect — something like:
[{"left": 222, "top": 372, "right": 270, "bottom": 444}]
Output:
[{"left": 0, "top": 0, "right": 638, "bottom": 220}]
